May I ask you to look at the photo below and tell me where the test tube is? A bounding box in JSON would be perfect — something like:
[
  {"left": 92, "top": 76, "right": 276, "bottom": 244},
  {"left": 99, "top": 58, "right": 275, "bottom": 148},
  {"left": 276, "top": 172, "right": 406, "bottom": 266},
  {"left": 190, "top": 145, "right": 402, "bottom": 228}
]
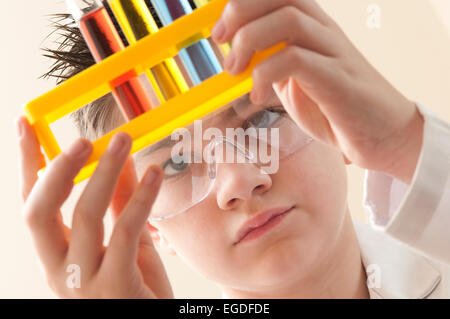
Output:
[
  {"left": 191, "top": 0, "right": 230, "bottom": 63},
  {"left": 149, "top": 0, "right": 223, "bottom": 86},
  {"left": 107, "top": 0, "right": 189, "bottom": 102},
  {"left": 65, "top": 0, "right": 157, "bottom": 121}
]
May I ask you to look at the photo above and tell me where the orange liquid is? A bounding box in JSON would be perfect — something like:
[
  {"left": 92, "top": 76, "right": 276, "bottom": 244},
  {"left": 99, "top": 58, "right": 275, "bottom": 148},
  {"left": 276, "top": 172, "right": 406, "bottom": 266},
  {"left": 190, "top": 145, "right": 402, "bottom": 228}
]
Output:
[{"left": 79, "top": 7, "right": 154, "bottom": 120}]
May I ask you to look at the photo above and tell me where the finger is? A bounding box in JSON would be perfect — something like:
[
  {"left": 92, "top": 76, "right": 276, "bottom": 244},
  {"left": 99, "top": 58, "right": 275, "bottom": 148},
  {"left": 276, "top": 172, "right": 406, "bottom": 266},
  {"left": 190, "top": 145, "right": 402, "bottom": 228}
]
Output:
[
  {"left": 136, "top": 242, "right": 174, "bottom": 299},
  {"left": 273, "top": 78, "right": 337, "bottom": 146},
  {"left": 69, "top": 132, "right": 132, "bottom": 273},
  {"left": 23, "top": 138, "right": 93, "bottom": 270},
  {"left": 223, "top": 6, "right": 335, "bottom": 75},
  {"left": 110, "top": 158, "right": 139, "bottom": 221},
  {"left": 251, "top": 45, "right": 337, "bottom": 104},
  {"left": 110, "top": 158, "right": 155, "bottom": 247},
  {"left": 106, "top": 166, "right": 163, "bottom": 273},
  {"left": 17, "top": 116, "right": 46, "bottom": 201},
  {"left": 212, "top": 0, "right": 333, "bottom": 43},
  {"left": 109, "top": 165, "right": 172, "bottom": 298}
]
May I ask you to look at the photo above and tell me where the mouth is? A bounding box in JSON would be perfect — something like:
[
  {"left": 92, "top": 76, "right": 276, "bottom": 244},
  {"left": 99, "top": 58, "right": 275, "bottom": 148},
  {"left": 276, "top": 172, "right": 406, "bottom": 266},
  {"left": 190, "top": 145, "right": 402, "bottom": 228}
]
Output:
[{"left": 233, "top": 206, "right": 295, "bottom": 246}]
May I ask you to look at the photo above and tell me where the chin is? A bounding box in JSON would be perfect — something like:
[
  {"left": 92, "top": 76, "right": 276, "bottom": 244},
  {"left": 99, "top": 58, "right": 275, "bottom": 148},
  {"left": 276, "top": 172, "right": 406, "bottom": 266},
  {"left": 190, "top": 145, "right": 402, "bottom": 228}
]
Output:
[{"left": 248, "top": 236, "right": 317, "bottom": 288}]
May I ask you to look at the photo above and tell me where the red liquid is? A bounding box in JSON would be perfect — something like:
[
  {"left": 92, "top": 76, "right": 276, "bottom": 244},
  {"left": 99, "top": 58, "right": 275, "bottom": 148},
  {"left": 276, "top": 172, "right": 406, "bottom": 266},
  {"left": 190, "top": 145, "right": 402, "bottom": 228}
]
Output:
[{"left": 79, "top": 7, "right": 153, "bottom": 120}]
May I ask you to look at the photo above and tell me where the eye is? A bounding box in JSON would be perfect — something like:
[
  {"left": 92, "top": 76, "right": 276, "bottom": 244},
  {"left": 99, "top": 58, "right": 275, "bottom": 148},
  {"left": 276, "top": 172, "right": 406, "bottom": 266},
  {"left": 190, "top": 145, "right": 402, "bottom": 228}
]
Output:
[
  {"left": 243, "top": 107, "right": 286, "bottom": 130},
  {"left": 162, "top": 154, "right": 190, "bottom": 178}
]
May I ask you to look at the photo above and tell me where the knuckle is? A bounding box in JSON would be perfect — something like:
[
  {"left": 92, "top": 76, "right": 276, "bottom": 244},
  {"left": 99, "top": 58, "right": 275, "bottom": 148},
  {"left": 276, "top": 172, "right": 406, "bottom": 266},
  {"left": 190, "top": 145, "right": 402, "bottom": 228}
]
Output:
[
  {"left": 233, "top": 28, "right": 251, "bottom": 50},
  {"left": 283, "top": 46, "right": 303, "bottom": 65},
  {"left": 114, "top": 222, "right": 136, "bottom": 244},
  {"left": 74, "top": 204, "right": 98, "bottom": 226},
  {"left": 283, "top": 5, "right": 302, "bottom": 27},
  {"left": 252, "top": 66, "right": 266, "bottom": 82},
  {"left": 43, "top": 155, "right": 73, "bottom": 188},
  {"left": 226, "top": 0, "right": 244, "bottom": 19},
  {"left": 23, "top": 205, "right": 41, "bottom": 229},
  {"left": 223, "top": 0, "right": 247, "bottom": 30},
  {"left": 337, "top": 55, "right": 355, "bottom": 77}
]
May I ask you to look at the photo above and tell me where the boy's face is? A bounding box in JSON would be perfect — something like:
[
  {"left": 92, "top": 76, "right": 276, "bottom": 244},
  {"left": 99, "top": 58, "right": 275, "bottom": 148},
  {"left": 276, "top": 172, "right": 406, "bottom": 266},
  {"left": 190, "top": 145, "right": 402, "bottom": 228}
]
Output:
[{"left": 133, "top": 94, "right": 348, "bottom": 291}]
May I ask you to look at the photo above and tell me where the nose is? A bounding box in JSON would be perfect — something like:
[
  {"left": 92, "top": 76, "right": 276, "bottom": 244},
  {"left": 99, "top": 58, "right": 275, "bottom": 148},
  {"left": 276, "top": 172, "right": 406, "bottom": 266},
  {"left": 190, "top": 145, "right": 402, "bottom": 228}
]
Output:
[{"left": 215, "top": 161, "right": 273, "bottom": 210}]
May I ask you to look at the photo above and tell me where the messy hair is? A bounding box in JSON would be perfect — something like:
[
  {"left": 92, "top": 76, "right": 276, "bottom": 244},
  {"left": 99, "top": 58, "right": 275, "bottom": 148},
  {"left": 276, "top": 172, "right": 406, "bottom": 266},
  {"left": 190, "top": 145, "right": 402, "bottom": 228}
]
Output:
[{"left": 41, "top": 1, "right": 163, "bottom": 140}]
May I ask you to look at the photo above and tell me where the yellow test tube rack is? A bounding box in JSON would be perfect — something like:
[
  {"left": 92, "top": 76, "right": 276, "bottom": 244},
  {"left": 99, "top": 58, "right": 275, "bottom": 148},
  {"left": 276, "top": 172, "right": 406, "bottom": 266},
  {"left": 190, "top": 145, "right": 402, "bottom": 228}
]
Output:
[
  {"left": 23, "top": 0, "right": 286, "bottom": 184},
  {"left": 108, "top": 0, "right": 189, "bottom": 101}
]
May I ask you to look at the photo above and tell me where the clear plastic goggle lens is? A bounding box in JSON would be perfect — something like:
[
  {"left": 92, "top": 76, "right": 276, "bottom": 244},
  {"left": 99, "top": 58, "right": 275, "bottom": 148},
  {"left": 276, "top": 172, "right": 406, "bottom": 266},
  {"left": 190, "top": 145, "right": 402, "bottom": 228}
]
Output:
[{"left": 133, "top": 98, "right": 313, "bottom": 221}]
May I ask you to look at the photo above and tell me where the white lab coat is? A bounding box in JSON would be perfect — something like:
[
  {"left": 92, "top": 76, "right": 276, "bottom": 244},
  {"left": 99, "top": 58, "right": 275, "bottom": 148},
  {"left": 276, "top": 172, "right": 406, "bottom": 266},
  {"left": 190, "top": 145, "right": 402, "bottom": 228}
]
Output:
[{"left": 360, "top": 102, "right": 450, "bottom": 298}]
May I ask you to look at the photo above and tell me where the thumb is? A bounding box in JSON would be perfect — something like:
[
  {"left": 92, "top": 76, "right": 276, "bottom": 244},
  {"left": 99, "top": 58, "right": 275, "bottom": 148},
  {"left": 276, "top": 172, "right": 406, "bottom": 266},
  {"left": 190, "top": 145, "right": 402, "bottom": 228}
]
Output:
[{"left": 274, "top": 77, "right": 338, "bottom": 147}]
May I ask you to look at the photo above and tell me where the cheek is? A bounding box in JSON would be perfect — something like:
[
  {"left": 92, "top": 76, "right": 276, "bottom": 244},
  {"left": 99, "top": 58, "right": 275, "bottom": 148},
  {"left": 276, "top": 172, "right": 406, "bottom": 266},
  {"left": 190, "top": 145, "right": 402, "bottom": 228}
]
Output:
[
  {"left": 154, "top": 208, "right": 234, "bottom": 280},
  {"left": 157, "top": 212, "right": 219, "bottom": 252},
  {"left": 282, "top": 142, "right": 347, "bottom": 211},
  {"left": 277, "top": 142, "right": 348, "bottom": 241}
]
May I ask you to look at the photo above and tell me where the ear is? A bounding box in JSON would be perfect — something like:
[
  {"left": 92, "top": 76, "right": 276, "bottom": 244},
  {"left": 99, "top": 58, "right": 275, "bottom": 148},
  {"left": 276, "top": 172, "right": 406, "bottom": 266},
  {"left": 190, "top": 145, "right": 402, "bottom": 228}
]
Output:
[{"left": 147, "top": 222, "right": 177, "bottom": 256}]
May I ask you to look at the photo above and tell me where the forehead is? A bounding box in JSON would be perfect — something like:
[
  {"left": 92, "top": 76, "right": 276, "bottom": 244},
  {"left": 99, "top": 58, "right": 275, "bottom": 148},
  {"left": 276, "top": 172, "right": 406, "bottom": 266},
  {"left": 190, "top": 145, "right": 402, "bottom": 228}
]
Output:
[{"left": 135, "top": 93, "right": 281, "bottom": 159}]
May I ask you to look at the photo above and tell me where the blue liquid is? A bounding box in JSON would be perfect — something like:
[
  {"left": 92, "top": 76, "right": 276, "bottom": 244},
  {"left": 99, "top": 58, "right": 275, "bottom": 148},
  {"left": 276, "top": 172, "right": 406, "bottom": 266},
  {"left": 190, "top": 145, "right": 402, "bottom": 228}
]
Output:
[{"left": 150, "top": 0, "right": 223, "bottom": 85}]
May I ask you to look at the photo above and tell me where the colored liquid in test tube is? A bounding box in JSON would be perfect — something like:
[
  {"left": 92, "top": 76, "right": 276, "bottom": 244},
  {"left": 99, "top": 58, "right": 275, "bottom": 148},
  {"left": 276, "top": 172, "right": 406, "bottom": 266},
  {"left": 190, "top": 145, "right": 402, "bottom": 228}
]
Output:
[
  {"left": 190, "top": 0, "right": 231, "bottom": 63},
  {"left": 149, "top": 0, "right": 223, "bottom": 86},
  {"left": 65, "top": 0, "right": 156, "bottom": 121},
  {"left": 107, "top": 0, "right": 189, "bottom": 101}
]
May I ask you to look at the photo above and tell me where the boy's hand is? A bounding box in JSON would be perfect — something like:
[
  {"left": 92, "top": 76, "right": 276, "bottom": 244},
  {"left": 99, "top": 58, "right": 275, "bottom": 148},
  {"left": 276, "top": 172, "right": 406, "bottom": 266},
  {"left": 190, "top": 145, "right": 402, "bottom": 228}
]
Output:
[
  {"left": 17, "top": 116, "right": 173, "bottom": 299},
  {"left": 213, "top": 0, "right": 424, "bottom": 184}
]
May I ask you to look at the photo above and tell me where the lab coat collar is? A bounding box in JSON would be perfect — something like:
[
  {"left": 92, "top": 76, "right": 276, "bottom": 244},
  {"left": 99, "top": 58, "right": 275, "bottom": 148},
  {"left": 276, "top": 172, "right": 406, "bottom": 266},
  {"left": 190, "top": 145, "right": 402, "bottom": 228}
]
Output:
[{"left": 353, "top": 220, "right": 441, "bottom": 299}]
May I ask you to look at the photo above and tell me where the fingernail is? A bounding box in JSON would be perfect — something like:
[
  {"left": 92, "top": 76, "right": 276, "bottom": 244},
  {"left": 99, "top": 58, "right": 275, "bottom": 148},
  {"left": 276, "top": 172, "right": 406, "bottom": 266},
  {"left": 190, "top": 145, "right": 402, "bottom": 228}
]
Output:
[
  {"left": 66, "top": 139, "right": 90, "bottom": 158},
  {"left": 108, "top": 133, "right": 129, "bottom": 156},
  {"left": 212, "top": 20, "right": 226, "bottom": 42},
  {"left": 15, "top": 117, "right": 24, "bottom": 139},
  {"left": 144, "top": 167, "right": 159, "bottom": 185},
  {"left": 224, "top": 52, "right": 236, "bottom": 73}
]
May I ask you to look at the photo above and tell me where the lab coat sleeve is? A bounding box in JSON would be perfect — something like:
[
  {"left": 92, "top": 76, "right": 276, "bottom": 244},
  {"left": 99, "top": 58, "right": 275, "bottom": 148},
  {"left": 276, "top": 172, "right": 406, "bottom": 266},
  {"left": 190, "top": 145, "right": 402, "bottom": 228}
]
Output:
[{"left": 363, "top": 103, "right": 450, "bottom": 265}]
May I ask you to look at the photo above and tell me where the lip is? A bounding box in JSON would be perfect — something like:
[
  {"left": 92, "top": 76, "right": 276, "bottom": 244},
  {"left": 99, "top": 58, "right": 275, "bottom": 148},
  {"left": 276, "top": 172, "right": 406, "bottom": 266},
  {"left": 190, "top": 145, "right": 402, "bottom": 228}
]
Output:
[{"left": 233, "top": 206, "right": 295, "bottom": 245}]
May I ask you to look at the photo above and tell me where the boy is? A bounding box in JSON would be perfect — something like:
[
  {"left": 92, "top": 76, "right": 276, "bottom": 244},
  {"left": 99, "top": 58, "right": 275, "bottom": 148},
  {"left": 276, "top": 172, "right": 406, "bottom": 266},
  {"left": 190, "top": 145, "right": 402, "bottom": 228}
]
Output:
[{"left": 17, "top": 0, "right": 450, "bottom": 298}]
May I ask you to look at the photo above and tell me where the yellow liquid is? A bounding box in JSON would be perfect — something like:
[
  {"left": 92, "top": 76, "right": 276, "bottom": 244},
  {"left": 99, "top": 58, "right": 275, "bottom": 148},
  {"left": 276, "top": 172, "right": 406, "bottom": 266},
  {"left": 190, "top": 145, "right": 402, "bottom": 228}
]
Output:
[{"left": 109, "top": 0, "right": 189, "bottom": 101}]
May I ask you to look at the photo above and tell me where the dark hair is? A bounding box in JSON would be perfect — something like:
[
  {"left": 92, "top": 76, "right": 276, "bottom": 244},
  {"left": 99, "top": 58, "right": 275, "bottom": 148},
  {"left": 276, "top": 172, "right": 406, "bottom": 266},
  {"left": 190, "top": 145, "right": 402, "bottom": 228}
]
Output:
[{"left": 41, "top": 13, "right": 125, "bottom": 140}]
